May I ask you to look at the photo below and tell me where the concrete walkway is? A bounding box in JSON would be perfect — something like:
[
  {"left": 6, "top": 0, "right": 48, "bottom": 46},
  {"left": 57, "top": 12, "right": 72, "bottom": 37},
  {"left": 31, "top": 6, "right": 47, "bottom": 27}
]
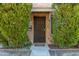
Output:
[{"left": 30, "top": 44, "right": 50, "bottom": 56}]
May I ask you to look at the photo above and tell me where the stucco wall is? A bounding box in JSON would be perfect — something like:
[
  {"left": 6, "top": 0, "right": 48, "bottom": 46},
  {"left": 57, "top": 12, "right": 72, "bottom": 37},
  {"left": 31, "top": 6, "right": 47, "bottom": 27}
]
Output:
[
  {"left": 32, "top": 3, "right": 52, "bottom": 8},
  {"left": 46, "top": 12, "right": 52, "bottom": 44}
]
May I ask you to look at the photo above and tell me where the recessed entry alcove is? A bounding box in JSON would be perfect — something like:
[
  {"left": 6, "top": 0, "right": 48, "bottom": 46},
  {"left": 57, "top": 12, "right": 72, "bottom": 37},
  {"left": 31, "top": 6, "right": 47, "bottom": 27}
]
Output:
[{"left": 29, "top": 3, "right": 53, "bottom": 45}]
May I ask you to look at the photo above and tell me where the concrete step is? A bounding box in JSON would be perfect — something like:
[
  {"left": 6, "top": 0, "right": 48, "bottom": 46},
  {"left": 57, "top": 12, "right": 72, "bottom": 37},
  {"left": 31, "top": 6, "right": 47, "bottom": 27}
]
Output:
[{"left": 30, "top": 44, "right": 50, "bottom": 56}]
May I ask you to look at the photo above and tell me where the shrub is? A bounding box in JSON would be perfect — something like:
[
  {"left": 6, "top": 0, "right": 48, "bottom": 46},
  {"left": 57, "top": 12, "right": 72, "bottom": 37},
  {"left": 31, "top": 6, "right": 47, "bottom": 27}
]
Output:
[
  {"left": 52, "top": 4, "right": 79, "bottom": 48},
  {"left": 0, "top": 3, "right": 32, "bottom": 48}
]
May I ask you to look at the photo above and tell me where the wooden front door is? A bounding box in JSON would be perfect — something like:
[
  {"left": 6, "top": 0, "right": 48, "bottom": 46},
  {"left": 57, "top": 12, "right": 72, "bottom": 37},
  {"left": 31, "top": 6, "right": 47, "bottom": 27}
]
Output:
[{"left": 34, "top": 16, "right": 46, "bottom": 43}]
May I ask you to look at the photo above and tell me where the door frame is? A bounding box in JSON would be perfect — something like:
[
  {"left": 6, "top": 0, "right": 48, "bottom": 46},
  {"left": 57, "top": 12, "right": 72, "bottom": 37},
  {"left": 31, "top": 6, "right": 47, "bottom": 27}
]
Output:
[{"left": 32, "top": 12, "right": 49, "bottom": 44}]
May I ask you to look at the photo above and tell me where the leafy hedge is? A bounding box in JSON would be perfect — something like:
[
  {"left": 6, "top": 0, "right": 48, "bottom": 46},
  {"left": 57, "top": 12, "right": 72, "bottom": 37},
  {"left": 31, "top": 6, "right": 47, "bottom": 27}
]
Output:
[
  {"left": 52, "top": 4, "right": 79, "bottom": 48},
  {"left": 0, "top": 3, "right": 32, "bottom": 48}
]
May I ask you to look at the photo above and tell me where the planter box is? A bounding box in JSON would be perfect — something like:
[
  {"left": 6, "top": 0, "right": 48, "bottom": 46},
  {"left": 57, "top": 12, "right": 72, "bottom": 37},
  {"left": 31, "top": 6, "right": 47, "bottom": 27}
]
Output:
[
  {"left": 49, "top": 48, "right": 79, "bottom": 56},
  {"left": 0, "top": 48, "right": 31, "bottom": 56}
]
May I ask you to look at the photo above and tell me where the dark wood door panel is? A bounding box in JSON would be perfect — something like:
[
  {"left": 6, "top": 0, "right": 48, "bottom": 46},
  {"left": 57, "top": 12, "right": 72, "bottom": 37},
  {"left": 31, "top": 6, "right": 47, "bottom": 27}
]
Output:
[{"left": 34, "top": 16, "right": 46, "bottom": 43}]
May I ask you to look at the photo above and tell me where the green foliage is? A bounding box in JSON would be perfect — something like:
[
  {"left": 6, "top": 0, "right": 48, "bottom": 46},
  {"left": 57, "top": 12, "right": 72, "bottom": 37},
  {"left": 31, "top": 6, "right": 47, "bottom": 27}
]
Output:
[
  {"left": 52, "top": 4, "right": 79, "bottom": 48},
  {"left": 0, "top": 3, "right": 32, "bottom": 48}
]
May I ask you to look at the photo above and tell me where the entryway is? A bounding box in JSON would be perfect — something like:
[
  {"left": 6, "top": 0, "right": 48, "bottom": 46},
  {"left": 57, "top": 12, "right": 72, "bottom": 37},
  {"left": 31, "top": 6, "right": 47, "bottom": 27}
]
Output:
[
  {"left": 31, "top": 12, "right": 52, "bottom": 44},
  {"left": 30, "top": 3, "right": 53, "bottom": 56}
]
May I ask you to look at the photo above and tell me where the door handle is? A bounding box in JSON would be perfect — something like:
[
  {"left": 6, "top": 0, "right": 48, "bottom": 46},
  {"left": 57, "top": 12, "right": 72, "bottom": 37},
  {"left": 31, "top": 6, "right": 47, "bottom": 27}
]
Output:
[{"left": 43, "top": 28, "right": 45, "bottom": 31}]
